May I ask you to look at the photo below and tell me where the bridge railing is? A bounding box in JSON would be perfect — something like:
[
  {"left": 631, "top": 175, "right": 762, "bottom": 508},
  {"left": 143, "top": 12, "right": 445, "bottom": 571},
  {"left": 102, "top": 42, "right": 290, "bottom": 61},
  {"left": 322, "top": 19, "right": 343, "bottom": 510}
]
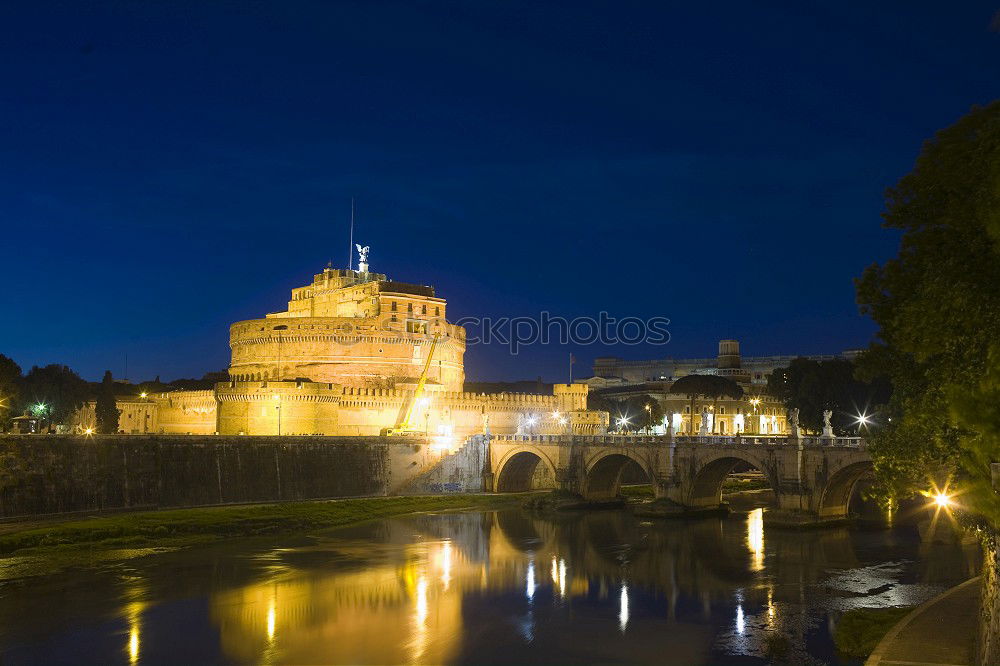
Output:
[{"left": 486, "top": 433, "right": 866, "bottom": 448}]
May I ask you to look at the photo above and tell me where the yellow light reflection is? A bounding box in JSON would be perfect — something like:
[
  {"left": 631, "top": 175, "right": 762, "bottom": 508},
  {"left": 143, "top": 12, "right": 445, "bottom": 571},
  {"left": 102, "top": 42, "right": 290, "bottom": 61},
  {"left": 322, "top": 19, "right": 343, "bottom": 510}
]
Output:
[
  {"left": 746, "top": 508, "right": 764, "bottom": 571},
  {"left": 551, "top": 556, "right": 558, "bottom": 584},
  {"left": 558, "top": 559, "right": 567, "bottom": 599},
  {"left": 440, "top": 541, "right": 452, "bottom": 590},
  {"left": 128, "top": 626, "right": 139, "bottom": 665},
  {"left": 266, "top": 600, "right": 276, "bottom": 643}
]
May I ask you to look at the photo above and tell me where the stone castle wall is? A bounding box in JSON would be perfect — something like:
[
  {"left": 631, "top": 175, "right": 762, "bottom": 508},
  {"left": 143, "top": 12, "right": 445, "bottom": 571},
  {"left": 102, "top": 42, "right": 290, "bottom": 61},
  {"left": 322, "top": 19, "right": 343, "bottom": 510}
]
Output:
[
  {"left": 228, "top": 317, "right": 465, "bottom": 390},
  {"left": 0, "top": 434, "right": 485, "bottom": 518}
]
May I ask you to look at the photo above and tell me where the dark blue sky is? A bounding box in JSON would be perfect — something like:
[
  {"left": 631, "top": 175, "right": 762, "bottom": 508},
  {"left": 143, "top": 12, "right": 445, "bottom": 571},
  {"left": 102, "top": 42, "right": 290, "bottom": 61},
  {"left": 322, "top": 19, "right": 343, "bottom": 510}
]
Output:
[{"left": 2, "top": 2, "right": 998, "bottom": 382}]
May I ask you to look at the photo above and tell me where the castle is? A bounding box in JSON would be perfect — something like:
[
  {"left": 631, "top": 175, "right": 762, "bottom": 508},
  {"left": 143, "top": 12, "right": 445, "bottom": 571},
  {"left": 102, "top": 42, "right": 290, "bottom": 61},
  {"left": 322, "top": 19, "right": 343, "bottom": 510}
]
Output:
[{"left": 77, "top": 257, "right": 609, "bottom": 439}]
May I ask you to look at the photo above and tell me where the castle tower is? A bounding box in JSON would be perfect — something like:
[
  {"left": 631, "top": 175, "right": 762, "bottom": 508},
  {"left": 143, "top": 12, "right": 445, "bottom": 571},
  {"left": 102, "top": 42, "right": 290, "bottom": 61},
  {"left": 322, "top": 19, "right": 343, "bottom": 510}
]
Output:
[
  {"left": 227, "top": 263, "right": 466, "bottom": 391},
  {"left": 717, "top": 339, "right": 741, "bottom": 369}
]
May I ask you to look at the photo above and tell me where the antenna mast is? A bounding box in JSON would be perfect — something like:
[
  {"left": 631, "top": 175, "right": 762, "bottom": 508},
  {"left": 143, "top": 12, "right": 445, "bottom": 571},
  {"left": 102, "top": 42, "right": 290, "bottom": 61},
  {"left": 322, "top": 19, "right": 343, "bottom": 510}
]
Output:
[{"left": 348, "top": 197, "right": 355, "bottom": 270}]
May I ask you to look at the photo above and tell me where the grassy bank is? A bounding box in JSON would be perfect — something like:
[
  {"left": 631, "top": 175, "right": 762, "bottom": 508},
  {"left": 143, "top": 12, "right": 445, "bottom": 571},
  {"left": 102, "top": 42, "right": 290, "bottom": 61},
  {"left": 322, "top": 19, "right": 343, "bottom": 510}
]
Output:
[
  {"left": 0, "top": 494, "right": 525, "bottom": 564},
  {"left": 834, "top": 607, "right": 914, "bottom": 658}
]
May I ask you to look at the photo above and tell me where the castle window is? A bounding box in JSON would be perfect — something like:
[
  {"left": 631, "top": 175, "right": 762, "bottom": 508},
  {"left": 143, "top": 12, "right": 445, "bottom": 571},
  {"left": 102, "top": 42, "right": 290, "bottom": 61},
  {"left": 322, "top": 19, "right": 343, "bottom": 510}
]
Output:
[
  {"left": 407, "top": 303, "right": 413, "bottom": 313},
  {"left": 421, "top": 304, "right": 427, "bottom": 315},
  {"left": 435, "top": 306, "right": 440, "bottom": 317},
  {"left": 391, "top": 301, "right": 397, "bottom": 312}
]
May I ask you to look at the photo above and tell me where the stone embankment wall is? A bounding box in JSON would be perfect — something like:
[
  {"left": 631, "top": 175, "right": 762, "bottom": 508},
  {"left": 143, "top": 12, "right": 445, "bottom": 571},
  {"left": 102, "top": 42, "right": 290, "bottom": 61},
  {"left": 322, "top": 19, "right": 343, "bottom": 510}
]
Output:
[{"left": 0, "top": 434, "right": 486, "bottom": 519}]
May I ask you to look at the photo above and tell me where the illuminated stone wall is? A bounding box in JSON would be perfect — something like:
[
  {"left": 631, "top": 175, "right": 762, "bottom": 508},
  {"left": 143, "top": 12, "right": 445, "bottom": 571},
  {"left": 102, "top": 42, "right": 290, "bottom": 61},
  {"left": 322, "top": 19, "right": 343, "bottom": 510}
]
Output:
[
  {"left": 0, "top": 433, "right": 487, "bottom": 518},
  {"left": 215, "top": 380, "right": 608, "bottom": 438}
]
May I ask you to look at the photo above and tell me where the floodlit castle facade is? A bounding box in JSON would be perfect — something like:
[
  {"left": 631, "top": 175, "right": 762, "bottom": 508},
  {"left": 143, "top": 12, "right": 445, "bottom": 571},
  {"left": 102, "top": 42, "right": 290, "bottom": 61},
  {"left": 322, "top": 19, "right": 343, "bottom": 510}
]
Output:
[{"left": 77, "top": 259, "right": 608, "bottom": 438}]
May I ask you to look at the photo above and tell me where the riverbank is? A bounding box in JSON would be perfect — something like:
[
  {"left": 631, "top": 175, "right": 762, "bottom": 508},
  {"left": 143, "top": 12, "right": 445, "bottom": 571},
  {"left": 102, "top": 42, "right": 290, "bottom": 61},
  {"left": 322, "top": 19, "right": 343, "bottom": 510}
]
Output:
[
  {"left": 865, "top": 576, "right": 980, "bottom": 666},
  {"left": 0, "top": 494, "right": 528, "bottom": 580}
]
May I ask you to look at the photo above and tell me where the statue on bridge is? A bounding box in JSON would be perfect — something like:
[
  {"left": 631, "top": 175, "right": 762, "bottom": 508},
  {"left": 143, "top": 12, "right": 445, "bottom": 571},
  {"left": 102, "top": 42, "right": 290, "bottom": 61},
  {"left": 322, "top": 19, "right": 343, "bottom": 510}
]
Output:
[
  {"left": 822, "top": 410, "right": 834, "bottom": 438},
  {"left": 788, "top": 407, "right": 800, "bottom": 438},
  {"left": 699, "top": 408, "right": 710, "bottom": 436}
]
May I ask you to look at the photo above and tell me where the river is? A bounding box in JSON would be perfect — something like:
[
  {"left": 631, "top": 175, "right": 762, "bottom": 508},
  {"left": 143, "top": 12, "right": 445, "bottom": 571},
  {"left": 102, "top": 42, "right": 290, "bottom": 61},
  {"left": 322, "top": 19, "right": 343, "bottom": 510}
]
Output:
[{"left": 0, "top": 506, "right": 981, "bottom": 665}]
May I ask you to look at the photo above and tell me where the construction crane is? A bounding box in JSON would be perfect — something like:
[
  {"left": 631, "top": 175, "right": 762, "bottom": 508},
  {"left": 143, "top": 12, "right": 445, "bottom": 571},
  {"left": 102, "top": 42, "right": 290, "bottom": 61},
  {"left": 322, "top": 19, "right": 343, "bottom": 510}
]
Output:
[{"left": 382, "top": 333, "right": 440, "bottom": 436}]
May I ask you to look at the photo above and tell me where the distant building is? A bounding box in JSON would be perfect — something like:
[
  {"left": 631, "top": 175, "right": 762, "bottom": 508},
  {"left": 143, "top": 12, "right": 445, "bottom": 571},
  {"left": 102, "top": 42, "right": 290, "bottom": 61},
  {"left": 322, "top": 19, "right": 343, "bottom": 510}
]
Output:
[
  {"left": 583, "top": 340, "right": 861, "bottom": 436},
  {"left": 592, "top": 339, "right": 861, "bottom": 386}
]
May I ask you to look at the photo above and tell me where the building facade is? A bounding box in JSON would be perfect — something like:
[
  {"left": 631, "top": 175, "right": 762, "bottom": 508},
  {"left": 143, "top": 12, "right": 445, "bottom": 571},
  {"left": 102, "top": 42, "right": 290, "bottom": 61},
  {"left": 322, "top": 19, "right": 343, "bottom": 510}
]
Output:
[{"left": 583, "top": 339, "right": 848, "bottom": 436}]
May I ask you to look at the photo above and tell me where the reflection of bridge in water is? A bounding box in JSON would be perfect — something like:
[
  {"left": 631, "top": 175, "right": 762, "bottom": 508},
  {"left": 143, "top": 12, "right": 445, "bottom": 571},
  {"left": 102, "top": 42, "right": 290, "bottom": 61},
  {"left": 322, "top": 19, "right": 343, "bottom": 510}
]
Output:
[{"left": 488, "top": 434, "right": 872, "bottom": 525}]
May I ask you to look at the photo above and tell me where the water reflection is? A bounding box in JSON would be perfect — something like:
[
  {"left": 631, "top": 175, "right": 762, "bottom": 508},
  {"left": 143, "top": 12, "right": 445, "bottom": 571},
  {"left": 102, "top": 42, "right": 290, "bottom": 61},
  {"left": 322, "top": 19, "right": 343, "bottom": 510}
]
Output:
[
  {"left": 747, "top": 507, "right": 765, "bottom": 571},
  {"left": 0, "top": 508, "right": 983, "bottom": 665}
]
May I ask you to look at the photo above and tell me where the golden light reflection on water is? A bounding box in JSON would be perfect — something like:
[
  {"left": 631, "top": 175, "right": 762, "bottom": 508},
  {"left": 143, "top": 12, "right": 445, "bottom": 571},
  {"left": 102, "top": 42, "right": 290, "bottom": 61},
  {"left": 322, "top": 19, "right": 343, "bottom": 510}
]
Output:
[
  {"left": 120, "top": 577, "right": 146, "bottom": 666},
  {"left": 211, "top": 537, "right": 470, "bottom": 665},
  {"left": 746, "top": 508, "right": 764, "bottom": 571}
]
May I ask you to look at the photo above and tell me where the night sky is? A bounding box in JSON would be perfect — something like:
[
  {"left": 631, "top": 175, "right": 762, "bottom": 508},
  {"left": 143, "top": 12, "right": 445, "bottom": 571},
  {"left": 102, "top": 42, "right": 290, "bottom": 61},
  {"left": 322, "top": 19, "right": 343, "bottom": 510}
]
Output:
[{"left": 2, "top": 2, "right": 998, "bottom": 382}]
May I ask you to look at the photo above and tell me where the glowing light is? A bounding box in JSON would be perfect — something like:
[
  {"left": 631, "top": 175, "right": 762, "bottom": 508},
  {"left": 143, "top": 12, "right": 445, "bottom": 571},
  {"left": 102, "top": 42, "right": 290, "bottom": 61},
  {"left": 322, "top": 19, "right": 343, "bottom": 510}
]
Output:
[
  {"left": 266, "top": 599, "right": 276, "bottom": 642},
  {"left": 440, "top": 541, "right": 452, "bottom": 590},
  {"left": 551, "top": 556, "right": 559, "bottom": 584},
  {"left": 271, "top": 394, "right": 281, "bottom": 401},
  {"left": 618, "top": 584, "right": 630, "bottom": 633},
  {"left": 934, "top": 492, "right": 952, "bottom": 508},
  {"left": 139, "top": 392, "right": 148, "bottom": 399},
  {"left": 551, "top": 411, "right": 560, "bottom": 419},
  {"left": 736, "top": 603, "right": 745, "bottom": 635},
  {"left": 84, "top": 427, "right": 95, "bottom": 435},
  {"left": 856, "top": 412, "right": 871, "bottom": 427},
  {"left": 526, "top": 560, "right": 536, "bottom": 600},
  {"left": 525, "top": 415, "right": 537, "bottom": 427},
  {"left": 417, "top": 397, "right": 431, "bottom": 409},
  {"left": 750, "top": 397, "right": 761, "bottom": 409},
  {"left": 746, "top": 508, "right": 764, "bottom": 571},
  {"left": 558, "top": 559, "right": 567, "bottom": 598},
  {"left": 415, "top": 576, "right": 428, "bottom": 625},
  {"left": 128, "top": 626, "right": 139, "bottom": 664}
]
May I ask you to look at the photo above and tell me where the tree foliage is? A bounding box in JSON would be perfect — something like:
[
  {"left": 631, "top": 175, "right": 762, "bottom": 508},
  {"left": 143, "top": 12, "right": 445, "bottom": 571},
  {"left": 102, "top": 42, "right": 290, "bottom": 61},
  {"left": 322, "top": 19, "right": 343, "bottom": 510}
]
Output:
[
  {"left": 766, "top": 358, "right": 889, "bottom": 434},
  {"left": 622, "top": 395, "right": 664, "bottom": 432},
  {"left": 20, "top": 364, "right": 90, "bottom": 425},
  {"left": 855, "top": 101, "right": 1000, "bottom": 504},
  {"left": 0, "top": 354, "right": 22, "bottom": 428},
  {"left": 95, "top": 370, "right": 120, "bottom": 434}
]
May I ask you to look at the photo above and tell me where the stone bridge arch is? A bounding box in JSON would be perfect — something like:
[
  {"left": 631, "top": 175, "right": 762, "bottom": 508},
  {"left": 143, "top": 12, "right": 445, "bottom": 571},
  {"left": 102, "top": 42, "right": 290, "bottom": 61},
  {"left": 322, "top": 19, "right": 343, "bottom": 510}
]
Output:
[
  {"left": 817, "top": 460, "right": 875, "bottom": 519},
  {"left": 494, "top": 446, "right": 558, "bottom": 493},
  {"left": 581, "top": 449, "right": 657, "bottom": 501},
  {"left": 686, "top": 451, "right": 779, "bottom": 508}
]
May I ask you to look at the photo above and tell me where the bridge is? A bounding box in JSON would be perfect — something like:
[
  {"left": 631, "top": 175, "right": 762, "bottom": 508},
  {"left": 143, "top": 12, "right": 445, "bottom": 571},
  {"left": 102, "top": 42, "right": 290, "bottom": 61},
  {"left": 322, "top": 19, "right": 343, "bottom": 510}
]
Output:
[{"left": 485, "top": 433, "right": 871, "bottom": 526}]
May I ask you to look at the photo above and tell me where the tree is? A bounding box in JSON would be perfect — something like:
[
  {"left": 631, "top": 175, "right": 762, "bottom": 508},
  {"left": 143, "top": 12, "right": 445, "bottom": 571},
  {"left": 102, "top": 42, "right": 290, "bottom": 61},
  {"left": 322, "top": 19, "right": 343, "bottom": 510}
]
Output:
[
  {"left": 855, "top": 101, "right": 1000, "bottom": 504},
  {"left": 20, "top": 364, "right": 90, "bottom": 427},
  {"left": 0, "top": 354, "right": 22, "bottom": 429},
  {"left": 95, "top": 370, "right": 120, "bottom": 434},
  {"left": 623, "top": 395, "right": 664, "bottom": 433},
  {"left": 766, "top": 358, "right": 889, "bottom": 434}
]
